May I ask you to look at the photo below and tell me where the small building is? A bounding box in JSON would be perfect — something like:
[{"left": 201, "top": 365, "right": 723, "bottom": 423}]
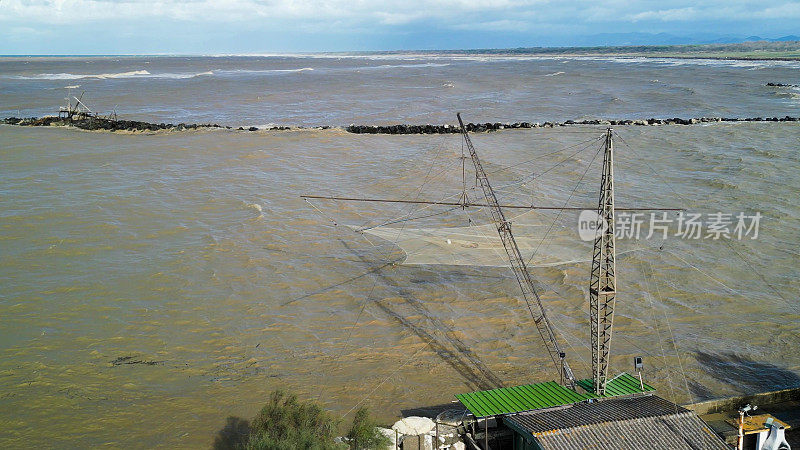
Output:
[
  {"left": 455, "top": 373, "right": 729, "bottom": 450},
  {"left": 504, "top": 395, "right": 728, "bottom": 450}
]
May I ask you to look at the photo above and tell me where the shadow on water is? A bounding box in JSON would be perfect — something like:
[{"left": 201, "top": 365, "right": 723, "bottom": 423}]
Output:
[
  {"left": 212, "top": 416, "right": 250, "bottom": 450},
  {"left": 401, "top": 403, "right": 467, "bottom": 419},
  {"left": 694, "top": 351, "right": 800, "bottom": 397},
  {"left": 687, "top": 379, "right": 717, "bottom": 401},
  {"left": 338, "top": 238, "right": 506, "bottom": 392}
]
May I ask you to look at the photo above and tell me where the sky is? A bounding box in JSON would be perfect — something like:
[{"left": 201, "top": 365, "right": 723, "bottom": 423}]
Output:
[{"left": 0, "top": 0, "right": 798, "bottom": 54}]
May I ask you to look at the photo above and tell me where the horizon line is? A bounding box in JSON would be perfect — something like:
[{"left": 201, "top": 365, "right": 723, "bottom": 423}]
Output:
[{"left": 2, "top": 38, "right": 799, "bottom": 58}]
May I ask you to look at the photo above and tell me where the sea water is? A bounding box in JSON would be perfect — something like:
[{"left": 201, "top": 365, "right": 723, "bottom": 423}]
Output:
[{"left": 1, "top": 54, "right": 799, "bottom": 447}]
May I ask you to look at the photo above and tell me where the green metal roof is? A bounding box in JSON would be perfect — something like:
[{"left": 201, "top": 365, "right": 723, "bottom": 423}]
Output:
[
  {"left": 455, "top": 373, "right": 655, "bottom": 418},
  {"left": 575, "top": 372, "right": 656, "bottom": 397},
  {"left": 455, "top": 381, "right": 592, "bottom": 418}
]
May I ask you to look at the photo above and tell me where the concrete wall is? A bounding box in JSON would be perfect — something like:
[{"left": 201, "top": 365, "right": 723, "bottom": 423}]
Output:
[{"left": 683, "top": 387, "right": 800, "bottom": 415}]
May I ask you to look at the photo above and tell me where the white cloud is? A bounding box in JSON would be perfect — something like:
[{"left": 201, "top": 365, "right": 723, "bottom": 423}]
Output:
[
  {"left": 1, "top": 0, "right": 798, "bottom": 31},
  {"left": 623, "top": 1, "right": 800, "bottom": 22},
  {"left": 452, "top": 19, "right": 531, "bottom": 32},
  {"left": 0, "top": 0, "right": 542, "bottom": 23}
]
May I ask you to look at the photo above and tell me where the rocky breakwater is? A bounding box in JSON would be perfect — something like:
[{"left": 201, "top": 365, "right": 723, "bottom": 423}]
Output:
[
  {"left": 346, "top": 116, "right": 800, "bottom": 134},
  {"left": 2, "top": 115, "right": 224, "bottom": 132},
  {"left": 346, "top": 122, "right": 531, "bottom": 134}
]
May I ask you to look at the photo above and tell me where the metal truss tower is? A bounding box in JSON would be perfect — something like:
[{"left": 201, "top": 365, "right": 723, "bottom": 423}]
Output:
[{"left": 590, "top": 128, "right": 617, "bottom": 395}]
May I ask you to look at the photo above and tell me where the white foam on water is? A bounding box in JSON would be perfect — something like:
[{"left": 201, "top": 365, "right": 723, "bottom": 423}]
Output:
[
  {"left": 216, "top": 67, "right": 314, "bottom": 75},
  {"left": 369, "top": 63, "right": 451, "bottom": 69},
  {"left": 10, "top": 69, "right": 151, "bottom": 80},
  {"left": 8, "top": 69, "right": 220, "bottom": 80},
  {"left": 544, "top": 71, "right": 565, "bottom": 76},
  {"left": 150, "top": 71, "right": 216, "bottom": 79}
]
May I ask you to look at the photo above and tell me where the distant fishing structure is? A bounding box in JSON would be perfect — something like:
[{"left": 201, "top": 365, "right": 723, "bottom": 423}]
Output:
[
  {"left": 59, "top": 87, "right": 96, "bottom": 120},
  {"left": 302, "top": 114, "right": 742, "bottom": 449},
  {"left": 304, "top": 113, "right": 679, "bottom": 393}
]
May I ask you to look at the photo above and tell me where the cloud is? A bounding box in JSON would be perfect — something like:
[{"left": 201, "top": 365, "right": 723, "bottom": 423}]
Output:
[
  {"left": 1, "top": 0, "right": 797, "bottom": 53},
  {"left": 5, "top": 0, "right": 795, "bottom": 26},
  {"left": 0, "top": 0, "right": 543, "bottom": 23},
  {"left": 623, "top": 2, "right": 800, "bottom": 22},
  {"left": 451, "top": 19, "right": 532, "bottom": 32}
]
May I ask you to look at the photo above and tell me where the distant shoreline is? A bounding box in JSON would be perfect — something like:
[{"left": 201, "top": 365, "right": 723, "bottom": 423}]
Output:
[{"left": 1, "top": 40, "right": 799, "bottom": 61}]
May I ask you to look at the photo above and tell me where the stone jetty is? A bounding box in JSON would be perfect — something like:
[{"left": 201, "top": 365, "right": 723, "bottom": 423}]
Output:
[
  {"left": 2, "top": 115, "right": 224, "bottom": 132},
  {"left": 1, "top": 115, "right": 332, "bottom": 132},
  {"left": 3, "top": 114, "right": 798, "bottom": 135},
  {"left": 345, "top": 116, "right": 799, "bottom": 134}
]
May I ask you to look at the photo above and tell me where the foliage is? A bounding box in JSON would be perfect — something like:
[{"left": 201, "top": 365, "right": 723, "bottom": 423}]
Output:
[
  {"left": 217, "top": 390, "right": 390, "bottom": 450},
  {"left": 346, "top": 407, "right": 390, "bottom": 450},
  {"left": 244, "top": 390, "right": 342, "bottom": 450}
]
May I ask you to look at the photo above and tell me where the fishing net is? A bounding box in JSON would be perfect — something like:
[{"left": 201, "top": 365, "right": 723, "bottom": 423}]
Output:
[{"left": 361, "top": 209, "right": 594, "bottom": 267}]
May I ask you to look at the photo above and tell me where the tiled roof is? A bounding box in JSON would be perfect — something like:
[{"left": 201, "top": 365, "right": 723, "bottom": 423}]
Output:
[
  {"left": 505, "top": 395, "right": 684, "bottom": 431},
  {"left": 504, "top": 395, "right": 729, "bottom": 450}
]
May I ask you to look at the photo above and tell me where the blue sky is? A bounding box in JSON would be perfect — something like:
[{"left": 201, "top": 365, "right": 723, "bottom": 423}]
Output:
[{"left": 1, "top": 0, "right": 798, "bottom": 54}]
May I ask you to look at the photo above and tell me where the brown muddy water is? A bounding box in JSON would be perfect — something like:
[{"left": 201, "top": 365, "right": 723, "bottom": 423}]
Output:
[
  {"left": 1, "top": 55, "right": 800, "bottom": 447},
  {"left": 1, "top": 122, "right": 798, "bottom": 447}
]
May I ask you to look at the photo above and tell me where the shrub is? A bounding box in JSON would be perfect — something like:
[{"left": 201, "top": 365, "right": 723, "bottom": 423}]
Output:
[
  {"left": 346, "top": 407, "right": 391, "bottom": 450},
  {"left": 245, "top": 390, "right": 341, "bottom": 450}
]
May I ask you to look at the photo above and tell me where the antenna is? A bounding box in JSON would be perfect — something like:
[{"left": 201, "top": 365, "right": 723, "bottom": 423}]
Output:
[
  {"left": 634, "top": 356, "right": 644, "bottom": 390},
  {"left": 459, "top": 136, "right": 469, "bottom": 209},
  {"left": 590, "top": 128, "right": 617, "bottom": 395}
]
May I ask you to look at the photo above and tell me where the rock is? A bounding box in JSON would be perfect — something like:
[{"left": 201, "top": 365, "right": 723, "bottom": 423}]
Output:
[{"left": 392, "top": 416, "right": 435, "bottom": 436}]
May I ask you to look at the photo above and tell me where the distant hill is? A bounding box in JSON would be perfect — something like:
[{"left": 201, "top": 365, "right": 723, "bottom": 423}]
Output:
[
  {"left": 747, "top": 35, "right": 800, "bottom": 42},
  {"left": 571, "top": 33, "right": 800, "bottom": 47},
  {"left": 415, "top": 40, "right": 800, "bottom": 61}
]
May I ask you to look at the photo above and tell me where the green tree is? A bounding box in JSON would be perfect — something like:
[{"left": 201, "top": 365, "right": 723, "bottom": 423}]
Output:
[
  {"left": 245, "top": 390, "right": 342, "bottom": 450},
  {"left": 346, "top": 407, "right": 390, "bottom": 450}
]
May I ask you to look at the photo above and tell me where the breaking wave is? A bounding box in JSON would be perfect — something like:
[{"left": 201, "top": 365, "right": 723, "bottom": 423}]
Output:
[
  {"left": 366, "top": 63, "right": 450, "bottom": 69},
  {"left": 12, "top": 70, "right": 151, "bottom": 80},
  {"left": 8, "top": 70, "right": 217, "bottom": 80},
  {"left": 214, "top": 67, "right": 314, "bottom": 75}
]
